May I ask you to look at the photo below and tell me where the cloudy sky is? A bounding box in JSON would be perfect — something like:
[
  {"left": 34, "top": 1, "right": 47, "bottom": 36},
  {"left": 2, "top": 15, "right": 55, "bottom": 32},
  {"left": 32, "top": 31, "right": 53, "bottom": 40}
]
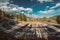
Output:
[{"left": 0, "top": 0, "right": 60, "bottom": 18}]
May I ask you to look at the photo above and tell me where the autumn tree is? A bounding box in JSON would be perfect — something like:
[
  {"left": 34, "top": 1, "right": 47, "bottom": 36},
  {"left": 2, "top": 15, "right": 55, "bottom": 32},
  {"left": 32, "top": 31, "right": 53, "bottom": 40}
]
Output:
[{"left": 19, "top": 13, "right": 27, "bottom": 21}]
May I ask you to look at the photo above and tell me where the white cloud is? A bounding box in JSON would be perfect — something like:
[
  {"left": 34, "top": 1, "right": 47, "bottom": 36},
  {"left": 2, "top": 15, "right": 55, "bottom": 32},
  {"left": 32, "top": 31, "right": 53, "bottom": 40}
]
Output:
[
  {"left": 0, "top": 5, "right": 11, "bottom": 11},
  {"left": 0, "top": 0, "right": 33, "bottom": 14},
  {"left": 38, "top": 10, "right": 55, "bottom": 14},
  {"left": 0, "top": 2, "right": 9, "bottom": 6},
  {"left": 46, "top": 6, "right": 49, "bottom": 8},
  {"left": 26, "top": 8, "right": 33, "bottom": 13},
  {"left": 19, "top": 7, "right": 25, "bottom": 10},
  {"left": 21, "top": 11, "right": 24, "bottom": 14},
  {"left": 0, "top": 6, "right": 10, "bottom": 9},
  {"left": 18, "top": 7, "right": 33, "bottom": 13},
  {"left": 0, "top": 4, "right": 19, "bottom": 11},
  {"left": 0, "top": 3, "right": 33, "bottom": 14},
  {"left": 19, "top": 7, "right": 33, "bottom": 12},
  {"left": 37, "top": 0, "right": 53, "bottom": 3},
  {"left": 0, "top": 0, "right": 33, "bottom": 13},
  {"left": 0, "top": 0, "right": 9, "bottom": 6},
  {"left": 12, "top": 7, "right": 18, "bottom": 11},
  {"left": 0, "top": 0, "right": 9, "bottom": 11},
  {"left": 50, "top": 3, "right": 60, "bottom": 9},
  {"left": 26, "top": 8, "right": 33, "bottom": 12}
]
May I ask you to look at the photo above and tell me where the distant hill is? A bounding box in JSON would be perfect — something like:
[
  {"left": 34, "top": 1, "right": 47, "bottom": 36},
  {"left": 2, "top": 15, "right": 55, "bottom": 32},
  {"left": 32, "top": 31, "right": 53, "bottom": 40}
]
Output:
[
  {"left": 50, "top": 15, "right": 60, "bottom": 24},
  {"left": 0, "top": 9, "right": 60, "bottom": 24}
]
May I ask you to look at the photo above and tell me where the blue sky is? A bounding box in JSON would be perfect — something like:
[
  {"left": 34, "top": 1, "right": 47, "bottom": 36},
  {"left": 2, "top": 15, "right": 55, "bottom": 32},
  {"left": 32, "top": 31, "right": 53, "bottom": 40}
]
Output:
[{"left": 0, "top": 0, "right": 60, "bottom": 18}]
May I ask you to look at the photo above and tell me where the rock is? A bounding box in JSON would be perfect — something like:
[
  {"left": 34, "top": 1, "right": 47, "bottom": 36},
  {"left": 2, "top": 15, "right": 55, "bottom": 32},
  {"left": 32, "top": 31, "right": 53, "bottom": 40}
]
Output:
[{"left": 2, "top": 22, "right": 12, "bottom": 30}]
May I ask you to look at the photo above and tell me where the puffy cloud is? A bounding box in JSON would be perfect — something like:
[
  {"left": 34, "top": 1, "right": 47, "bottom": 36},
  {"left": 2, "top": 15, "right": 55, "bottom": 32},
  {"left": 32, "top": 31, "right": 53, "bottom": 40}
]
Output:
[
  {"left": 37, "top": 0, "right": 53, "bottom": 3},
  {"left": 0, "top": 0, "right": 33, "bottom": 13},
  {"left": 0, "top": 2, "right": 9, "bottom": 6},
  {"left": 18, "top": 7, "right": 25, "bottom": 10},
  {"left": 38, "top": 10, "right": 55, "bottom": 14},
  {"left": 0, "top": 6, "right": 10, "bottom": 9},
  {"left": 0, "top": 0, "right": 9, "bottom": 11},
  {"left": 0, "top": 5, "right": 11, "bottom": 11},
  {"left": 0, "top": 4, "right": 17, "bottom": 11},
  {"left": 0, "top": 3, "right": 33, "bottom": 14},
  {"left": 12, "top": 7, "right": 18, "bottom": 11},
  {"left": 46, "top": 6, "right": 49, "bottom": 8},
  {"left": 18, "top": 7, "right": 33, "bottom": 13},
  {"left": 19, "top": 7, "right": 33, "bottom": 12},
  {"left": 0, "top": 0, "right": 33, "bottom": 14},
  {"left": 0, "top": 0, "right": 9, "bottom": 6},
  {"left": 50, "top": 3, "right": 60, "bottom": 9},
  {"left": 21, "top": 11, "right": 24, "bottom": 14},
  {"left": 26, "top": 8, "right": 33, "bottom": 12}
]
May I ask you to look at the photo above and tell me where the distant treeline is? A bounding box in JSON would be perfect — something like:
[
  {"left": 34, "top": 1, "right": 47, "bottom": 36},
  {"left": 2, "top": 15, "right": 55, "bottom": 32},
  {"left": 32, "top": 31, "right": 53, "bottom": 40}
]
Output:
[{"left": 0, "top": 9, "right": 60, "bottom": 24}]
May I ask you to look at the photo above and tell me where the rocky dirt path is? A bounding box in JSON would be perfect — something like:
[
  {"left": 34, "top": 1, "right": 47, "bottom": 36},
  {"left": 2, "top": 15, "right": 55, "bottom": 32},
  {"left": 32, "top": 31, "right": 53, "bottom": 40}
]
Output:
[{"left": 0, "top": 21, "right": 60, "bottom": 40}]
